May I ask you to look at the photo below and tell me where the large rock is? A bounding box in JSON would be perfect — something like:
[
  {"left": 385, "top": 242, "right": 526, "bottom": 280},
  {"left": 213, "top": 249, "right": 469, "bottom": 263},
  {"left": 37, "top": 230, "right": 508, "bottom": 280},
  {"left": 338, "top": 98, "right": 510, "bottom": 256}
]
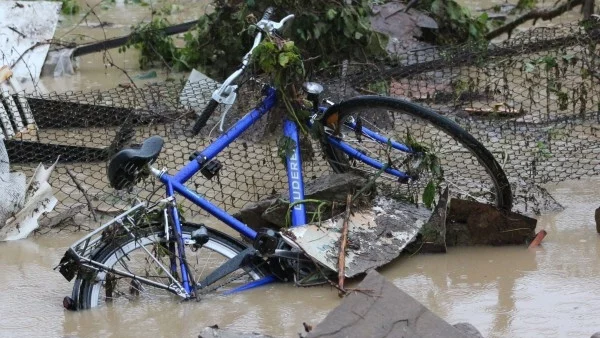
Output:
[
  {"left": 306, "top": 270, "right": 476, "bottom": 338},
  {"left": 446, "top": 198, "right": 537, "bottom": 246},
  {"left": 234, "top": 173, "right": 374, "bottom": 230}
]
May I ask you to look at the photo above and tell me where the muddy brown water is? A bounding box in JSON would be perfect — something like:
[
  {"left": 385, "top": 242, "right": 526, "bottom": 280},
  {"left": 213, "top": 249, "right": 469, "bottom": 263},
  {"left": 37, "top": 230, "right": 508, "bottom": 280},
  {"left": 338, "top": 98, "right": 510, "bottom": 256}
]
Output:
[
  {"left": 4, "top": 1, "right": 599, "bottom": 337},
  {"left": 0, "top": 178, "right": 598, "bottom": 338}
]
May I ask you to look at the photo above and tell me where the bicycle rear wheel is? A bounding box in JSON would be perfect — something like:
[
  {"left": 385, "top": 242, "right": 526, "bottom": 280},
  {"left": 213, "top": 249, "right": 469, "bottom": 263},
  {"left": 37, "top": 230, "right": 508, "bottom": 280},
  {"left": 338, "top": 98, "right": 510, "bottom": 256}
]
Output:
[
  {"left": 320, "top": 96, "right": 512, "bottom": 210},
  {"left": 75, "top": 223, "right": 264, "bottom": 309}
]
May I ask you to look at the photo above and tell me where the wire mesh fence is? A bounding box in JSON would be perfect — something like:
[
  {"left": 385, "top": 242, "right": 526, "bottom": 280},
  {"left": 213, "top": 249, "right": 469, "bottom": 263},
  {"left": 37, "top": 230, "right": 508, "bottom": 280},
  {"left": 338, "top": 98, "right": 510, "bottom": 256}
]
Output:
[{"left": 1, "top": 22, "right": 599, "bottom": 228}]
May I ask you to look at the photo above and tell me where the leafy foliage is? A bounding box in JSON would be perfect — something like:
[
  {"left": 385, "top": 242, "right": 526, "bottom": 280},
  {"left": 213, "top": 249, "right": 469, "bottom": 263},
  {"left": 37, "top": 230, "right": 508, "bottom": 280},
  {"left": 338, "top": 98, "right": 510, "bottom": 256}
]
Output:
[
  {"left": 403, "top": 130, "right": 443, "bottom": 209},
  {"left": 127, "top": 0, "right": 389, "bottom": 80},
  {"left": 417, "top": 0, "right": 490, "bottom": 44},
  {"left": 252, "top": 38, "right": 304, "bottom": 90},
  {"left": 516, "top": 0, "right": 538, "bottom": 11},
  {"left": 121, "top": 17, "right": 184, "bottom": 70},
  {"left": 61, "top": 0, "right": 81, "bottom": 15}
]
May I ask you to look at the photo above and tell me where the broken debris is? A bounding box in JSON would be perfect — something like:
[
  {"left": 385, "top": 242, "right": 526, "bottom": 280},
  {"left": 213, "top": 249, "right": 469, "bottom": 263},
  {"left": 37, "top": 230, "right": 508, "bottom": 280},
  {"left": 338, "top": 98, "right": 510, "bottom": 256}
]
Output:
[
  {"left": 282, "top": 196, "right": 431, "bottom": 278},
  {"left": 446, "top": 198, "right": 537, "bottom": 246},
  {"left": 306, "top": 270, "right": 481, "bottom": 338},
  {"left": 0, "top": 1, "right": 61, "bottom": 85}
]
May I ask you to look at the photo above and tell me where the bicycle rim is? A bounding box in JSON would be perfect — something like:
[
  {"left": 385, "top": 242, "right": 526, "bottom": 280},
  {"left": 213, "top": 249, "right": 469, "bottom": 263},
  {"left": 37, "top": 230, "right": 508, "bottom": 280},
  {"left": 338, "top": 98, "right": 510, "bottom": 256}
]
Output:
[
  {"left": 78, "top": 225, "right": 263, "bottom": 309},
  {"left": 321, "top": 96, "right": 512, "bottom": 210}
]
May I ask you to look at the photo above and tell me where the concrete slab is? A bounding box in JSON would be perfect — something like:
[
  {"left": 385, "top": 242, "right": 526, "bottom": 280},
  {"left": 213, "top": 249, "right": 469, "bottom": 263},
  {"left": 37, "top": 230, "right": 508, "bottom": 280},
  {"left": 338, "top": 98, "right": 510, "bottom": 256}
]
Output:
[{"left": 306, "top": 270, "right": 472, "bottom": 338}]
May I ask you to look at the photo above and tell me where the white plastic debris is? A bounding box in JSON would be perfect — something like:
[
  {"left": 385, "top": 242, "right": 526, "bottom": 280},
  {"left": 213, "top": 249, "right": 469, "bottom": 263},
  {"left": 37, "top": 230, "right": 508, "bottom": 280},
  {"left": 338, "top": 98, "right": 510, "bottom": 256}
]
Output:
[
  {"left": 0, "top": 140, "right": 58, "bottom": 241},
  {"left": 50, "top": 48, "right": 78, "bottom": 77}
]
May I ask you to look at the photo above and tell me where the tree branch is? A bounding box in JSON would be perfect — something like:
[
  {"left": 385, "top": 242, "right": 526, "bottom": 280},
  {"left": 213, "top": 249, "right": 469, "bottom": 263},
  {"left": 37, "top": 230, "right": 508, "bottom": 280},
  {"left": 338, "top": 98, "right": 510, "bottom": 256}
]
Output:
[{"left": 486, "top": 0, "right": 584, "bottom": 40}]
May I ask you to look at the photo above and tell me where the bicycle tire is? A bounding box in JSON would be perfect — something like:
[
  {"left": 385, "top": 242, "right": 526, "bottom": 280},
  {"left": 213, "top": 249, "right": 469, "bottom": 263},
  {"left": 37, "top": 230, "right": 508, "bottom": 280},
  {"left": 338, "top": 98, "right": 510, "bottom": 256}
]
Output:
[
  {"left": 75, "top": 223, "right": 264, "bottom": 309},
  {"left": 192, "top": 99, "right": 219, "bottom": 135},
  {"left": 320, "top": 96, "right": 513, "bottom": 210}
]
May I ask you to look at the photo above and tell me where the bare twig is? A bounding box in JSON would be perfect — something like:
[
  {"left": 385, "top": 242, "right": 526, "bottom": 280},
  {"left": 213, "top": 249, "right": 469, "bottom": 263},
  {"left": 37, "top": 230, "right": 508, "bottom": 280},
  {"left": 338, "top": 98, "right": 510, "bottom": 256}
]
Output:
[
  {"left": 66, "top": 169, "right": 98, "bottom": 222},
  {"left": 8, "top": 26, "right": 26, "bottom": 38},
  {"left": 337, "top": 193, "right": 352, "bottom": 297},
  {"left": 486, "top": 0, "right": 584, "bottom": 39},
  {"left": 85, "top": 5, "right": 140, "bottom": 90}
]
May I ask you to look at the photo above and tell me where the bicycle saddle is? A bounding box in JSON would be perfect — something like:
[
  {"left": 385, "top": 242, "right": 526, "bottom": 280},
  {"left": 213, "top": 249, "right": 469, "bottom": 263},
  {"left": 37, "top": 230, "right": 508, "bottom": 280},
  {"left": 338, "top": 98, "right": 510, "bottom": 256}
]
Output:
[{"left": 107, "top": 136, "right": 164, "bottom": 190}]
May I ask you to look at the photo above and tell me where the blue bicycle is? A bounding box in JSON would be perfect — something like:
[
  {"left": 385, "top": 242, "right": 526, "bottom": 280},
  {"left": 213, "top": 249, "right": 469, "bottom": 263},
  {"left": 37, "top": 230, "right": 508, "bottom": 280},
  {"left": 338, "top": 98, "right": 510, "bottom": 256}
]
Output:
[{"left": 57, "top": 9, "right": 512, "bottom": 310}]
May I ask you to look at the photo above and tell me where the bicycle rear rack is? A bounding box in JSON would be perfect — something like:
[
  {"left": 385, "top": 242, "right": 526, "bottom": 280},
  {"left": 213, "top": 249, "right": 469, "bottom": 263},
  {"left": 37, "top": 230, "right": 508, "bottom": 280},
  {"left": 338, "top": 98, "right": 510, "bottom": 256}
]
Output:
[{"left": 56, "top": 202, "right": 191, "bottom": 299}]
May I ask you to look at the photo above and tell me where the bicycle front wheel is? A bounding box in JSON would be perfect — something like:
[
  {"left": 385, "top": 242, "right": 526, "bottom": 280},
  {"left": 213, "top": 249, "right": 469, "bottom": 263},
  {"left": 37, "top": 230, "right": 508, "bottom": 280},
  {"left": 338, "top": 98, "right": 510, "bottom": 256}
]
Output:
[
  {"left": 320, "top": 96, "right": 512, "bottom": 210},
  {"left": 75, "top": 224, "right": 264, "bottom": 309}
]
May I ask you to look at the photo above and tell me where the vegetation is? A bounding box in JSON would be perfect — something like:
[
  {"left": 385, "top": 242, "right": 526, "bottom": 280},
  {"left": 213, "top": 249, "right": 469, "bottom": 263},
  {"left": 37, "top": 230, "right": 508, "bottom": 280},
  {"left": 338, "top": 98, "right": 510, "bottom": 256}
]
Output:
[
  {"left": 120, "top": 1, "right": 389, "bottom": 78},
  {"left": 61, "top": 0, "right": 81, "bottom": 15},
  {"left": 416, "top": 0, "right": 491, "bottom": 44},
  {"left": 121, "top": 17, "right": 184, "bottom": 70}
]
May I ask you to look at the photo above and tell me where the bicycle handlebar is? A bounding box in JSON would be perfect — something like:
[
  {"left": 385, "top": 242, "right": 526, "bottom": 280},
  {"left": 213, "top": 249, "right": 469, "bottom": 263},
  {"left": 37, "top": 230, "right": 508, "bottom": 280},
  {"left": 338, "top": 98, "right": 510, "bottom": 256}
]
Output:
[
  {"left": 191, "top": 8, "right": 294, "bottom": 136},
  {"left": 261, "top": 7, "right": 274, "bottom": 20}
]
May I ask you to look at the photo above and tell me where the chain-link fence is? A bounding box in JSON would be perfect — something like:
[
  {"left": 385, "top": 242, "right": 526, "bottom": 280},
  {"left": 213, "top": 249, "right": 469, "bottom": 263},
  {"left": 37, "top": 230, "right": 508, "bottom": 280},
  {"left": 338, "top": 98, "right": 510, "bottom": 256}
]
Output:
[{"left": 1, "top": 22, "right": 599, "bottom": 228}]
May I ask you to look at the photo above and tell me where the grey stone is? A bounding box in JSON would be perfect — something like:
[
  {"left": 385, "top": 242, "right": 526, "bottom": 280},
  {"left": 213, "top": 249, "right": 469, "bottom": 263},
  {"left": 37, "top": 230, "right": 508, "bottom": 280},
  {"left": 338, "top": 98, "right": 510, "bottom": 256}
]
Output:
[
  {"left": 307, "top": 270, "right": 473, "bottom": 338},
  {"left": 453, "top": 323, "right": 485, "bottom": 338},
  {"left": 591, "top": 333, "right": 600, "bottom": 338}
]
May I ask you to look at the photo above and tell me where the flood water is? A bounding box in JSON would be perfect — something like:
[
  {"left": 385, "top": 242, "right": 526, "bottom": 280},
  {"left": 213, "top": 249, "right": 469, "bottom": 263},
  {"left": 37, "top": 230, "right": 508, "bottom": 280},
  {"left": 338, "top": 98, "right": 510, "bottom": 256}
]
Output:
[
  {"left": 3, "top": 1, "right": 599, "bottom": 337},
  {"left": 0, "top": 178, "right": 598, "bottom": 338}
]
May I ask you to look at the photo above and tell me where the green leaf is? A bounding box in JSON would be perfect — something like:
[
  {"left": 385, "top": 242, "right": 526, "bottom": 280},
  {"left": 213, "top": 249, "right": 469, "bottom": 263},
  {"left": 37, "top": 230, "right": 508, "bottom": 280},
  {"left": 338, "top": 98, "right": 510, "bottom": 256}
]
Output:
[
  {"left": 524, "top": 62, "right": 535, "bottom": 73},
  {"left": 283, "top": 41, "right": 295, "bottom": 52},
  {"left": 326, "top": 8, "right": 337, "bottom": 20},
  {"left": 423, "top": 181, "right": 436, "bottom": 209},
  {"left": 431, "top": 0, "right": 441, "bottom": 14},
  {"left": 278, "top": 53, "right": 290, "bottom": 67}
]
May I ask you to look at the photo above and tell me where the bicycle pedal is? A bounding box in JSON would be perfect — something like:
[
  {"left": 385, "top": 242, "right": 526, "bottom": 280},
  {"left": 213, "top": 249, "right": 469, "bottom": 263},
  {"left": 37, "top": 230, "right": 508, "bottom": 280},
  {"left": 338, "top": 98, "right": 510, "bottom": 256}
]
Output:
[
  {"left": 191, "top": 226, "right": 209, "bottom": 248},
  {"left": 200, "top": 159, "right": 222, "bottom": 180}
]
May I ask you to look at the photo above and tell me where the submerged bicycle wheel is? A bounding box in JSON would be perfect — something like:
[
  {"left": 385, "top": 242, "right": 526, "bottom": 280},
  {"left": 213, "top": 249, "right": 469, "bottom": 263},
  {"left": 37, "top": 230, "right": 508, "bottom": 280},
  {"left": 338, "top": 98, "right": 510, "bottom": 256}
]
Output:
[
  {"left": 74, "top": 224, "right": 264, "bottom": 309},
  {"left": 320, "top": 96, "right": 512, "bottom": 210}
]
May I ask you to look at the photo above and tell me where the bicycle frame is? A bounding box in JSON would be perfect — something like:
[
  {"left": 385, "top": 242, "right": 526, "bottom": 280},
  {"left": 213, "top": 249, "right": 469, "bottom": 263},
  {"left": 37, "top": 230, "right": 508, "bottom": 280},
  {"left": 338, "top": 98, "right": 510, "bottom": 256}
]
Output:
[{"left": 148, "top": 86, "right": 416, "bottom": 295}]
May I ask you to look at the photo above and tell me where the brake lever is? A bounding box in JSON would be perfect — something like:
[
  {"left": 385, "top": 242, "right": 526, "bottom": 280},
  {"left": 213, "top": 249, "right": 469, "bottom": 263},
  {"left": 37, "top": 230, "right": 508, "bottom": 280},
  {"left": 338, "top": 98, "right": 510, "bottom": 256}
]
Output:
[{"left": 257, "top": 14, "right": 295, "bottom": 33}]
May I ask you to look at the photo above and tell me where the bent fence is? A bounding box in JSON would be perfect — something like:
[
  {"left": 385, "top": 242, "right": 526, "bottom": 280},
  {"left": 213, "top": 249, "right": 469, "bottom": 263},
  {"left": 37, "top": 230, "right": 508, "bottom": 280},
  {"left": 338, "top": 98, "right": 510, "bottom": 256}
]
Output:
[{"left": 1, "top": 22, "right": 599, "bottom": 226}]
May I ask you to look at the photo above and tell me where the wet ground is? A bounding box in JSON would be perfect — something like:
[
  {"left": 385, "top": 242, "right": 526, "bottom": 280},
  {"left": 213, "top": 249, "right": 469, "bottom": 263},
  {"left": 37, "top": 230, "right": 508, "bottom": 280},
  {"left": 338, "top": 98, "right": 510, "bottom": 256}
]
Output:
[{"left": 0, "top": 178, "right": 599, "bottom": 338}]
